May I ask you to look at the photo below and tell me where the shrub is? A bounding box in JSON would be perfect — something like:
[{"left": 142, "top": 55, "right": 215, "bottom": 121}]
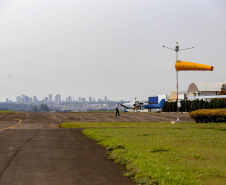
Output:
[
  {"left": 189, "top": 109, "right": 226, "bottom": 123},
  {"left": 163, "top": 99, "right": 226, "bottom": 112}
]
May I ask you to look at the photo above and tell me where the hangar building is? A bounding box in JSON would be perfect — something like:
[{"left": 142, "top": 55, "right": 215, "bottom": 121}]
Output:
[
  {"left": 187, "top": 83, "right": 225, "bottom": 97},
  {"left": 166, "top": 82, "right": 225, "bottom": 101}
]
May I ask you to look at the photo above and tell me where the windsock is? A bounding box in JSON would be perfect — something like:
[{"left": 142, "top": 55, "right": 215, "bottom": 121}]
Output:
[{"left": 175, "top": 60, "right": 213, "bottom": 71}]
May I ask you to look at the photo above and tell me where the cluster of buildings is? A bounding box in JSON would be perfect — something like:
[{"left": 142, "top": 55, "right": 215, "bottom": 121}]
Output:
[
  {"left": 5, "top": 94, "right": 108, "bottom": 105},
  {"left": 3, "top": 94, "right": 112, "bottom": 112},
  {"left": 152, "top": 82, "right": 226, "bottom": 103}
]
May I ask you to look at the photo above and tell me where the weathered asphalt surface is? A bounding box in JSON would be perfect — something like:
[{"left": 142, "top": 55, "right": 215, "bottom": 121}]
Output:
[
  {"left": 0, "top": 129, "right": 135, "bottom": 185},
  {"left": 0, "top": 112, "right": 194, "bottom": 185}
]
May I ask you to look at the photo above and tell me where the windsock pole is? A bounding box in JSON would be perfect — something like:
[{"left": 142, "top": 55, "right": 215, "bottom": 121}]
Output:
[
  {"left": 176, "top": 45, "right": 179, "bottom": 121},
  {"left": 162, "top": 42, "right": 194, "bottom": 123}
]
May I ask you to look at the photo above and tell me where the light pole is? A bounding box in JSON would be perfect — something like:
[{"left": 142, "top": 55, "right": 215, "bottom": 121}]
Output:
[{"left": 161, "top": 42, "right": 194, "bottom": 122}]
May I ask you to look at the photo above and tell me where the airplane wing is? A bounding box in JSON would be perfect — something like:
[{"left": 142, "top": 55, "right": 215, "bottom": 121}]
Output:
[{"left": 120, "top": 104, "right": 130, "bottom": 109}]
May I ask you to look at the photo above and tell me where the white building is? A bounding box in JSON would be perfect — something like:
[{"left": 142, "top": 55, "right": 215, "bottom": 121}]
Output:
[
  {"left": 158, "top": 94, "right": 169, "bottom": 103},
  {"left": 55, "top": 94, "right": 61, "bottom": 104},
  {"left": 187, "top": 83, "right": 225, "bottom": 99},
  {"left": 166, "top": 83, "right": 225, "bottom": 102}
]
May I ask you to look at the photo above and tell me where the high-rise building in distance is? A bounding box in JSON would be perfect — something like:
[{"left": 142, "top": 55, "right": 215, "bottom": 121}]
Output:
[
  {"left": 66, "top": 96, "right": 72, "bottom": 102},
  {"left": 55, "top": 94, "right": 61, "bottom": 104},
  {"left": 49, "top": 94, "right": 52, "bottom": 102},
  {"left": 33, "top": 96, "right": 38, "bottom": 104}
]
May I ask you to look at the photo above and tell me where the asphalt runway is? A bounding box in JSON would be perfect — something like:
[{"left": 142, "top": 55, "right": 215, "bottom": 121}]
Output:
[
  {"left": 0, "top": 112, "right": 194, "bottom": 185},
  {"left": 0, "top": 129, "right": 136, "bottom": 185}
]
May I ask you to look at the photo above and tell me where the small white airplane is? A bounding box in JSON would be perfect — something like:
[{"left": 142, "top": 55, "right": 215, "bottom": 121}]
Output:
[
  {"left": 121, "top": 98, "right": 165, "bottom": 113},
  {"left": 120, "top": 98, "right": 143, "bottom": 111}
]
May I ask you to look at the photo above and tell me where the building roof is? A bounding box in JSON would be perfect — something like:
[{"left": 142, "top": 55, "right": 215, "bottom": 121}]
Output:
[
  {"left": 168, "top": 91, "right": 186, "bottom": 102},
  {"left": 187, "top": 83, "right": 226, "bottom": 92}
]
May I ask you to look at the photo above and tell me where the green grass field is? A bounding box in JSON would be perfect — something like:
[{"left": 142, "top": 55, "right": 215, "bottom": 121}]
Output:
[
  {"left": 0, "top": 111, "right": 17, "bottom": 113},
  {"left": 60, "top": 122, "right": 226, "bottom": 185}
]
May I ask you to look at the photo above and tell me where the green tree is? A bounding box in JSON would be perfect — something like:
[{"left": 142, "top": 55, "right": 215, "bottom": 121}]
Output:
[
  {"left": 162, "top": 102, "right": 168, "bottom": 112},
  {"left": 208, "top": 100, "right": 214, "bottom": 109},
  {"left": 218, "top": 84, "right": 226, "bottom": 105},
  {"left": 173, "top": 102, "right": 177, "bottom": 112},
  {"left": 39, "top": 104, "right": 50, "bottom": 112},
  {"left": 181, "top": 100, "right": 185, "bottom": 112},
  {"left": 218, "top": 84, "right": 226, "bottom": 95},
  {"left": 197, "top": 99, "right": 204, "bottom": 109},
  {"left": 203, "top": 101, "right": 208, "bottom": 109},
  {"left": 33, "top": 105, "right": 38, "bottom": 113}
]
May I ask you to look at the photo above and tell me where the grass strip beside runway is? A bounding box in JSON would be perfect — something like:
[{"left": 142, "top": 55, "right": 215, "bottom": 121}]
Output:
[
  {"left": 61, "top": 122, "right": 226, "bottom": 185},
  {"left": 0, "top": 111, "right": 17, "bottom": 113},
  {"left": 60, "top": 122, "right": 197, "bottom": 128}
]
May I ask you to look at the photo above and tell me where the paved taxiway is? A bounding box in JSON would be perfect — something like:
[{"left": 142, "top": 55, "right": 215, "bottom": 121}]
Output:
[
  {"left": 0, "top": 112, "right": 194, "bottom": 185},
  {"left": 0, "top": 129, "right": 135, "bottom": 185}
]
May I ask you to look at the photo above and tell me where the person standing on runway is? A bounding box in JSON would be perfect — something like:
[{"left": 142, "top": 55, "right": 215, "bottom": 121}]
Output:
[
  {"left": 115, "top": 103, "right": 120, "bottom": 116},
  {"left": 178, "top": 100, "right": 182, "bottom": 113}
]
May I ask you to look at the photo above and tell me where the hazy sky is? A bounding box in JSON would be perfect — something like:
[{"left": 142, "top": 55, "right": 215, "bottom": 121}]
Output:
[{"left": 0, "top": 0, "right": 225, "bottom": 101}]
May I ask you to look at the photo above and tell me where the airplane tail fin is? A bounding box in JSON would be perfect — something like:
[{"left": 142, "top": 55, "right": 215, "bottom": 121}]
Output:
[{"left": 158, "top": 99, "right": 165, "bottom": 108}]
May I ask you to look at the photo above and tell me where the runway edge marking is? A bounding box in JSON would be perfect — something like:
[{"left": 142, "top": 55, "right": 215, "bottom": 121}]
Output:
[{"left": 0, "top": 119, "right": 22, "bottom": 132}]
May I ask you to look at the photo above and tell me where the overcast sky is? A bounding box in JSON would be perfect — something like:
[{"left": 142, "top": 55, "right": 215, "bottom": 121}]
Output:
[{"left": 0, "top": 0, "right": 225, "bottom": 101}]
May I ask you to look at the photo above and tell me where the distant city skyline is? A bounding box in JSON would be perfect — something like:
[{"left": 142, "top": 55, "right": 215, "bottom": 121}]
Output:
[{"left": 4, "top": 93, "right": 109, "bottom": 103}]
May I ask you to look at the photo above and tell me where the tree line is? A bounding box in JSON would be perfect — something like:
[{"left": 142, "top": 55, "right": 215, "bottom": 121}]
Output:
[
  {"left": 162, "top": 99, "right": 226, "bottom": 112},
  {"left": 33, "top": 104, "right": 50, "bottom": 112}
]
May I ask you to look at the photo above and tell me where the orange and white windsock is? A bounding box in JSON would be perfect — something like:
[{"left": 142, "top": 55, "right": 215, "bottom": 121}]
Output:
[{"left": 175, "top": 60, "right": 213, "bottom": 71}]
